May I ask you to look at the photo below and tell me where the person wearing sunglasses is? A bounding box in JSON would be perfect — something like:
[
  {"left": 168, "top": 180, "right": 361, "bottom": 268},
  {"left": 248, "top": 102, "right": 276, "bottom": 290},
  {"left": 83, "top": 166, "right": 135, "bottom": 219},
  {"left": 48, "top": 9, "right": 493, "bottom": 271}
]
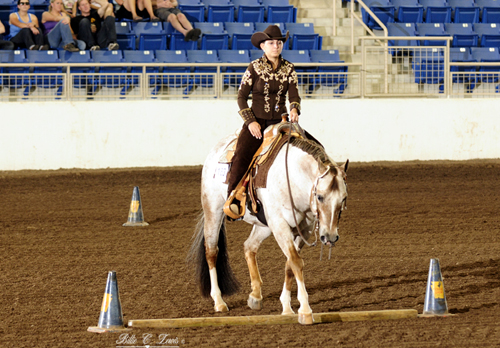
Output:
[
  {"left": 0, "top": 20, "right": 15, "bottom": 50},
  {"left": 41, "top": 0, "right": 80, "bottom": 51},
  {"left": 9, "top": 0, "right": 46, "bottom": 50}
]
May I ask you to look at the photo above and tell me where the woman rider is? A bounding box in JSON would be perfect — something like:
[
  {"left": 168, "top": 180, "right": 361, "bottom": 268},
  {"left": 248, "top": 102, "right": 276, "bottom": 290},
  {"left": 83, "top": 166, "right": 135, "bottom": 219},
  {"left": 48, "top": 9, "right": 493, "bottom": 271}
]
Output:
[{"left": 226, "top": 24, "right": 320, "bottom": 218}]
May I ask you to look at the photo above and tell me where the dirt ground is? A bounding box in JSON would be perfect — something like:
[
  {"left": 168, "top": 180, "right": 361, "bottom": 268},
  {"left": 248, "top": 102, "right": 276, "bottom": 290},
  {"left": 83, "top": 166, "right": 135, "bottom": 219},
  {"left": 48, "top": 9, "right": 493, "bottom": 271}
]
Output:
[{"left": 1, "top": 159, "right": 499, "bottom": 348}]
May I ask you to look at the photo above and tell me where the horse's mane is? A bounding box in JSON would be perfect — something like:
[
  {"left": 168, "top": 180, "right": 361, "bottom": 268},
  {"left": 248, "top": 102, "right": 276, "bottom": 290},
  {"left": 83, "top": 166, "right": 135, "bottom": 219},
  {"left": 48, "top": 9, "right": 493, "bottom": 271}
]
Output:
[{"left": 289, "top": 137, "right": 337, "bottom": 169}]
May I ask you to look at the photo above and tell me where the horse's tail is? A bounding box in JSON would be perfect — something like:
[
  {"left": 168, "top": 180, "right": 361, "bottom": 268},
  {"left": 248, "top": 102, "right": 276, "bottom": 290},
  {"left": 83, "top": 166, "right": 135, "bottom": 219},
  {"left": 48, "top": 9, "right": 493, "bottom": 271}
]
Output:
[{"left": 188, "top": 212, "right": 240, "bottom": 298}]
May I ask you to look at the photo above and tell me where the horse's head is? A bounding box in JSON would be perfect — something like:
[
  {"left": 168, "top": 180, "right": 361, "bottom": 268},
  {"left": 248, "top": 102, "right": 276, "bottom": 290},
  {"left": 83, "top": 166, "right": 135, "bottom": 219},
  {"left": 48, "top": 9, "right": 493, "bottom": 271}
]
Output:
[{"left": 311, "top": 160, "right": 348, "bottom": 246}]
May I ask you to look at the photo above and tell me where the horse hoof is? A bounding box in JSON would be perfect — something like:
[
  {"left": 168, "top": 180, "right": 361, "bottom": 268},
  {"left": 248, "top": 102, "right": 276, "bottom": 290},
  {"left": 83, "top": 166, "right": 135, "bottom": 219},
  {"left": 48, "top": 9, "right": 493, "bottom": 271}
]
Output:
[
  {"left": 214, "top": 304, "right": 229, "bottom": 312},
  {"left": 298, "top": 313, "right": 314, "bottom": 325},
  {"left": 247, "top": 296, "right": 263, "bottom": 310}
]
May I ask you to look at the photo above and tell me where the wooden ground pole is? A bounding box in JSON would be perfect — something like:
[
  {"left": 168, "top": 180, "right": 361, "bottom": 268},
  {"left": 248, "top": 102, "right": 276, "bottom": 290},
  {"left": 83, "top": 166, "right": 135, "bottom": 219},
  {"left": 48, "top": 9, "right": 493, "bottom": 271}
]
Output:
[{"left": 128, "top": 309, "right": 418, "bottom": 328}]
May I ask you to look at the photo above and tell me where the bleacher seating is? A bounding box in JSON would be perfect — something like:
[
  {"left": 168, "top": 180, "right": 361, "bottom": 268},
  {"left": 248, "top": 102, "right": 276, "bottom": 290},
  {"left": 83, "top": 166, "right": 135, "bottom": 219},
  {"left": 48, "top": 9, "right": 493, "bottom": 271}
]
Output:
[
  {"left": 26, "top": 50, "right": 64, "bottom": 96},
  {"left": 90, "top": 50, "right": 128, "bottom": 95},
  {"left": 232, "top": 0, "right": 265, "bottom": 22},
  {"left": 362, "top": 0, "right": 396, "bottom": 30},
  {"left": 194, "top": 22, "right": 230, "bottom": 50},
  {"left": 60, "top": 50, "right": 94, "bottom": 89},
  {"left": 155, "top": 49, "right": 191, "bottom": 91},
  {"left": 310, "top": 49, "right": 348, "bottom": 94},
  {"left": 205, "top": 0, "right": 236, "bottom": 22},
  {"left": 449, "top": 47, "right": 477, "bottom": 90},
  {"left": 448, "top": 0, "right": 480, "bottom": 23},
  {"left": 420, "top": 0, "right": 452, "bottom": 23},
  {"left": 388, "top": 22, "right": 419, "bottom": 46},
  {"left": 392, "top": 0, "right": 424, "bottom": 23},
  {"left": 218, "top": 49, "right": 250, "bottom": 88},
  {"left": 225, "top": 22, "right": 255, "bottom": 49},
  {"left": 286, "top": 22, "right": 322, "bottom": 50},
  {"left": 115, "top": 22, "right": 136, "bottom": 51},
  {"left": 187, "top": 49, "right": 220, "bottom": 89},
  {"left": 132, "top": 22, "right": 167, "bottom": 50},
  {"left": 471, "top": 46, "right": 500, "bottom": 81},
  {"left": 412, "top": 48, "right": 444, "bottom": 83},
  {"left": 474, "top": 22, "right": 500, "bottom": 46},
  {"left": 0, "top": 49, "right": 29, "bottom": 90},
  {"left": 417, "top": 22, "right": 448, "bottom": 45},
  {"left": 445, "top": 22, "right": 479, "bottom": 46},
  {"left": 178, "top": 2, "right": 205, "bottom": 23},
  {"left": 123, "top": 50, "right": 158, "bottom": 90}
]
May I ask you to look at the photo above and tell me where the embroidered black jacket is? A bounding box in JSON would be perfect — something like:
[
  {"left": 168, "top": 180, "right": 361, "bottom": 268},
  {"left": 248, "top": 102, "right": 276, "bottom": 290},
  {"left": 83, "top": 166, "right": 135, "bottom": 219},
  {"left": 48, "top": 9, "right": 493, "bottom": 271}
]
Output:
[{"left": 237, "top": 54, "right": 301, "bottom": 126}]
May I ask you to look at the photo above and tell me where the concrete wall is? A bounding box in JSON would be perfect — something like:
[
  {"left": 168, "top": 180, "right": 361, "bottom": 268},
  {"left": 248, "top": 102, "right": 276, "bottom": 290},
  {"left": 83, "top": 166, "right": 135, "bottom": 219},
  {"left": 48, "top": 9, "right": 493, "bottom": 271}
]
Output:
[{"left": 1, "top": 98, "right": 499, "bottom": 170}]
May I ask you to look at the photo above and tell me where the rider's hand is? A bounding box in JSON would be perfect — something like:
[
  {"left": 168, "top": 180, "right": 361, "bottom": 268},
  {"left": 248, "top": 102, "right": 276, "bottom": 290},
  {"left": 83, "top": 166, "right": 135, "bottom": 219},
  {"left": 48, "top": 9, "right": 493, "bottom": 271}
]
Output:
[
  {"left": 290, "top": 108, "right": 299, "bottom": 123},
  {"left": 248, "top": 121, "right": 262, "bottom": 139}
]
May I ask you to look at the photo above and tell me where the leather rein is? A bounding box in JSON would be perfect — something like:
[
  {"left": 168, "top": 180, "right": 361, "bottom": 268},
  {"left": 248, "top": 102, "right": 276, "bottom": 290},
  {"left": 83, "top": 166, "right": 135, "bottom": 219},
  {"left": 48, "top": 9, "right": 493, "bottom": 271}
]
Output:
[{"left": 284, "top": 122, "right": 331, "bottom": 248}]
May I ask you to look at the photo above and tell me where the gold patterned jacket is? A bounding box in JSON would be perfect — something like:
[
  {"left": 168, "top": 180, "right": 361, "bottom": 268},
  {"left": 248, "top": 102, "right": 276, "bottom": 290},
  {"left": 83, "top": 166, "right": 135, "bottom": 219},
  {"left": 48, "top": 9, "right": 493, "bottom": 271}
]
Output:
[{"left": 237, "top": 54, "right": 301, "bottom": 126}]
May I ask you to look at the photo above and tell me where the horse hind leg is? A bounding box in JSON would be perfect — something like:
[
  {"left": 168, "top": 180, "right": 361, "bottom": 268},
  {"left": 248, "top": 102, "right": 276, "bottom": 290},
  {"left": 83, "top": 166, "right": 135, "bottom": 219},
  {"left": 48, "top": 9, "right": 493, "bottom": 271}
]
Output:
[
  {"left": 189, "top": 211, "right": 240, "bottom": 313},
  {"left": 244, "top": 225, "right": 271, "bottom": 310}
]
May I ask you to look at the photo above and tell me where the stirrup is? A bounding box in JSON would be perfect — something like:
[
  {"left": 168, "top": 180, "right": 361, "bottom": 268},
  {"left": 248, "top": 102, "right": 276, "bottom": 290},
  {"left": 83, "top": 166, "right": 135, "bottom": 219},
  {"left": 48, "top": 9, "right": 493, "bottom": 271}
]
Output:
[{"left": 224, "top": 190, "right": 246, "bottom": 219}]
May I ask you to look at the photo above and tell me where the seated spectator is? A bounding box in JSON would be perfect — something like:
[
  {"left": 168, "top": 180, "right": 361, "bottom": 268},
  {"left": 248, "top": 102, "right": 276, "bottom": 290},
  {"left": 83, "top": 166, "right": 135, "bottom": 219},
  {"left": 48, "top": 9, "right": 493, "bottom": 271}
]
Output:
[
  {"left": 9, "top": 0, "right": 46, "bottom": 50},
  {"left": 63, "top": 0, "right": 78, "bottom": 17},
  {"left": 155, "top": 0, "right": 200, "bottom": 41},
  {"left": 115, "top": 0, "right": 159, "bottom": 22},
  {"left": 90, "top": 0, "right": 114, "bottom": 18},
  {"left": 0, "top": 20, "right": 15, "bottom": 50},
  {"left": 41, "top": 0, "right": 80, "bottom": 51},
  {"left": 71, "top": 0, "right": 119, "bottom": 51}
]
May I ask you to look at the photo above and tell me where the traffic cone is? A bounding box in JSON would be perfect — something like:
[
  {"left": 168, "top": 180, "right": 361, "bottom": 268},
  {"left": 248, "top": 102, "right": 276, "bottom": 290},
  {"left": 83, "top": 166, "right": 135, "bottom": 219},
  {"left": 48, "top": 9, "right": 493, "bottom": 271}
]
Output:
[
  {"left": 422, "top": 258, "right": 449, "bottom": 316},
  {"left": 88, "top": 271, "right": 131, "bottom": 333},
  {"left": 123, "top": 186, "right": 149, "bottom": 227}
]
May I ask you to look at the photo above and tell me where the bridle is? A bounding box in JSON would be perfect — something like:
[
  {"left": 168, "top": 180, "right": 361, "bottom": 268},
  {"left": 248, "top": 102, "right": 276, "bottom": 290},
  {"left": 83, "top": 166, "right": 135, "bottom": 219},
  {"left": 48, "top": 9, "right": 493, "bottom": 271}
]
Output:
[{"left": 284, "top": 123, "right": 347, "bottom": 250}]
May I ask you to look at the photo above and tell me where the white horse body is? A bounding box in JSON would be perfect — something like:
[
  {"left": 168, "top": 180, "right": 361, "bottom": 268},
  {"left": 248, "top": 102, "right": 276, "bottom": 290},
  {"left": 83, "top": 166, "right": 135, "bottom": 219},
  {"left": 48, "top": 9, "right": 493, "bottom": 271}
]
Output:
[{"left": 191, "top": 128, "right": 348, "bottom": 325}]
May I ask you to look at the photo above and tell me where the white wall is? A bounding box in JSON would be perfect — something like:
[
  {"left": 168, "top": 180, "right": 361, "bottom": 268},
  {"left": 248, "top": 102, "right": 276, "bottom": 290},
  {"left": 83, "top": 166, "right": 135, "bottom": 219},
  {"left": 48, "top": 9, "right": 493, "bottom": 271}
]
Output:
[{"left": 1, "top": 98, "right": 499, "bottom": 170}]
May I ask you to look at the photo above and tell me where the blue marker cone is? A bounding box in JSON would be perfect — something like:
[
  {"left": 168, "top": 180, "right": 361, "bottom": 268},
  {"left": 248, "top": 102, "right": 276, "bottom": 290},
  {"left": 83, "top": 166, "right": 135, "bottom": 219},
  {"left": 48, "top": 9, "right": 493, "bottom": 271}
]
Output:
[
  {"left": 422, "top": 258, "right": 449, "bottom": 316},
  {"left": 123, "top": 186, "right": 149, "bottom": 227},
  {"left": 88, "top": 271, "right": 131, "bottom": 333}
]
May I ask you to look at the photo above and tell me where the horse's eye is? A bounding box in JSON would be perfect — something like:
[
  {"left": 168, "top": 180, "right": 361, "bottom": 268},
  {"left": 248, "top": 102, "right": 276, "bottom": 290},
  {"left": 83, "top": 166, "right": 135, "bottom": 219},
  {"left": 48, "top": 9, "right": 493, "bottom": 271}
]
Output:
[{"left": 317, "top": 195, "right": 324, "bottom": 203}]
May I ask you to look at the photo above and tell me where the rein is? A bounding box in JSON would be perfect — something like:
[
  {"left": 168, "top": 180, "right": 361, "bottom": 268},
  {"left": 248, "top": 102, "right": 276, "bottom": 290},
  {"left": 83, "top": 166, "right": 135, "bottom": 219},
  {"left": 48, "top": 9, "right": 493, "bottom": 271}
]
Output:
[{"left": 284, "top": 123, "right": 320, "bottom": 248}]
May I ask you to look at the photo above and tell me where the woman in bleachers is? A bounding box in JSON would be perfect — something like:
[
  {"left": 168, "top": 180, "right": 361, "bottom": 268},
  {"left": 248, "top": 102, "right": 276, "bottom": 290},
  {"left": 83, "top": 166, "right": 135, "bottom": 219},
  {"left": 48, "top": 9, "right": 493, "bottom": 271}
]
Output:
[
  {"left": 0, "top": 20, "right": 15, "bottom": 50},
  {"left": 115, "top": 0, "right": 159, "bottom": 21},
  {"left": 9, "top": 0, "right": 46, "bottom": 50},
  {"left": 41, "top": 0, "right": 80, "bottom": 51},
  {"left": 154, "top": 0, "right": 201, "bottom": 41}
]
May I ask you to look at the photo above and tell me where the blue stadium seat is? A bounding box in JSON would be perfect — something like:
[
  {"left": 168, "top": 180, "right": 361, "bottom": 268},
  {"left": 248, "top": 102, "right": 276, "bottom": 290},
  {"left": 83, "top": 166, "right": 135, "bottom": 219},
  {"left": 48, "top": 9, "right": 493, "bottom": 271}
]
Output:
[
  {"left": 232, "top": 0, "right": 265, "bottom": 22},
  {"left": 60, "top": 50, "right": 94, "bottom": 90},
  {"left": 266, "top": 5, "right": 295, "bottom": 23},
  {"left": 155, "top": 49, "right": 191, "bottom": 92},
  {"left": 178, "top": 0, "right": 202, "bottom": 4},
  {"left": 309, "top": 49, "right": 347, "bottom": 95},
  {"left": 445, "top": 22, "right": 479, "bottom": 46},
  {"left": 417, "top": 22, "right": 448, "bottom": 45},
  {"left": 225, "top": 22, "right": 255, "bottom": 49},
  {"left": 178, "top": 3, "right": 205, "bottom": 22},
  {"left": 448, "top": 0, "right": 479, "bottom": 23},
  {"left": 419, "top": 0, "right": 452, "bottom": 23},
  {"left": 471, "top": 46, "right": 500, "bottom": 82},
  {"left": 187, "top": 50, "right": 220, "bottom": 89},
  {"left": 132, "top": 22, "right": 167, "bottom": 50},
  {"left": 169, "top": 33, "right": 198, "bottom": 50},
  {"left": 449, "top": 47, "right": 477, "bottom": 90},
  {"left": 0, "top": 50, "right": 29, "bottom": 90},
  {"left": 250, "top": 49, "right": 263, "bottom": 60},
  {"left": 474, "top": 22, "right": 500, "bottom": 46},
  {"left": 481, "top": 4, "right": 500, "bottom": 23},
  {"left": 261, "top": 0, "right": 290, "bottom": 5},
  {"left": 123, "top": 50, "right": 158, "bottom": 91},
  {"left": 26, "top": 50, "right": 63, "bottom": 96},
  {"left": 195, "top": 22, "right": 229, "bottom": 49},
  {"left": 387, "top": 22, "right": 419, "bottom": 48},
  {"left": 204, "top": 0, "right": 235, "bottom": 22},
  {"left": 361, "top": 0, "right": 396, "bottom": 30},
  {"left": 91, "top": 50, "right": 128, "bottom": 95},
  {"left": 218, "top": 49, "right": 250, "bottom": 88},
  {"left": 392, "top": 0, "right": 424, "bottom": 23},
  {"left": 286, "top": 22, "right": 321, "bottom": 50},
  {"left": 115, "top": 22, "right": 136, "bottom": 50}
]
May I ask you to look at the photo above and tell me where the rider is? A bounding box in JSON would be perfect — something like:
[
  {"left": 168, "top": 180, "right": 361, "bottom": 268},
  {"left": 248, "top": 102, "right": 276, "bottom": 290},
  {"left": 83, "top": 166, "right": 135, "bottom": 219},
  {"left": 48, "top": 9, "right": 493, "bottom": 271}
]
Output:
[{"left": 226, "top": 24, "right": 320, "bottom": 218}]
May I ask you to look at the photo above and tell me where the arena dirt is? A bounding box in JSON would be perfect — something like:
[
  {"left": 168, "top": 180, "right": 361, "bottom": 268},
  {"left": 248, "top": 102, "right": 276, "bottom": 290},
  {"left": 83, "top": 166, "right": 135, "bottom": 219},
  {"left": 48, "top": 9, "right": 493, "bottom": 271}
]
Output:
[{"left": 1, "top": 160, "right": 499, "bottom": 347}]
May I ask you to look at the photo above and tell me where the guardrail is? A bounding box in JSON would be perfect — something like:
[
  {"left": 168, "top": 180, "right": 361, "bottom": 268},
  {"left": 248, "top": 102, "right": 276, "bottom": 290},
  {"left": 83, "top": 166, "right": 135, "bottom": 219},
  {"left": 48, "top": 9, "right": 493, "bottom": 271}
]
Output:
[{"left": 0, "top": 62, "right": 361, "bottom": 101}]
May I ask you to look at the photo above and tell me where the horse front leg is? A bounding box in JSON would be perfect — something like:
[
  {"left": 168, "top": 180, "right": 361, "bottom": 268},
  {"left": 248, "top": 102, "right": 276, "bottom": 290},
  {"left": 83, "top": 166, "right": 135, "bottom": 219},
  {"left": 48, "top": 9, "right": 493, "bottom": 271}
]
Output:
[
  {"left": 244, "top": 225, "right": 271, "bottom": 310},
  {"left": 273, "top": 228, "right": 313, "bottom": 325}
]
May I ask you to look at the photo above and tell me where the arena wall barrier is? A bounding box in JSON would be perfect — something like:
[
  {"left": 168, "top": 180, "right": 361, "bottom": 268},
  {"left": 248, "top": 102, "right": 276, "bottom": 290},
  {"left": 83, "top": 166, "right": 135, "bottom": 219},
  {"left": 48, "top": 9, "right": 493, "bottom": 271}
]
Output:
[{"left": 1, "top": 98, "right": 499, "bottom": 170}]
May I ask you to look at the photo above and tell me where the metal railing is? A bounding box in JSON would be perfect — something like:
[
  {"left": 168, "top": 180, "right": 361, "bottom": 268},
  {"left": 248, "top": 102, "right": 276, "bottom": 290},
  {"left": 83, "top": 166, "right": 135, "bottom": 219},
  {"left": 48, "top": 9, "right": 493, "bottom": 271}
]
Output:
[{"left": 0, "top": 61, "right": 361, "bottom": 101}]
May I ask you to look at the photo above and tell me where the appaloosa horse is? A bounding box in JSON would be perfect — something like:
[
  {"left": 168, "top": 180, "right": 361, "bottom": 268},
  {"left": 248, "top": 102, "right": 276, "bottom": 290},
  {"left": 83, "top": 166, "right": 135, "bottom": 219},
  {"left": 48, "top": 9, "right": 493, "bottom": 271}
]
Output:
[{"left": 189, "top": 124, "right": 348, "bottom": 324}]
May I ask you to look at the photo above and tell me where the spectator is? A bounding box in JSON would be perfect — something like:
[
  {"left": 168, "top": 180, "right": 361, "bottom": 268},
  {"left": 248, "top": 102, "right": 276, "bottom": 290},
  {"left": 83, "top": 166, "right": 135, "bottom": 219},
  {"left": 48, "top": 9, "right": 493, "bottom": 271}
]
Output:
[
  {"left": 155, "top": 0, "right": 200, "bottom": 41},
  {"left": 90, "top": 0, "right": 115, "bottom": 18},
  {"left": 71, "top": 0, "right": 119, "bottom": 51},
  {"left": 41, "top": 0, "right": 80, "bottom": 51},
  {"left": 9, "top": 0, "right": 46, "bottom": 50},
  {"left": 115, "top": 0, "right": 159, "bottom": 21},
  {"left": 0, "top": 20, "right": 15, "bottom": 50},
  {"left": 63, "top": 0, "right": 78, "bottom": 17}
]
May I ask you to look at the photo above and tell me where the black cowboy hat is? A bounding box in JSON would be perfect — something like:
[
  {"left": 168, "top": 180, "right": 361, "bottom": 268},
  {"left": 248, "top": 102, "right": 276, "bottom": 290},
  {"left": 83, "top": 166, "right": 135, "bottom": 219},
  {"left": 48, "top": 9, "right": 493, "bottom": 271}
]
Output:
[{"left": 250, "top": 25, "right": 289, "bottom": 49}]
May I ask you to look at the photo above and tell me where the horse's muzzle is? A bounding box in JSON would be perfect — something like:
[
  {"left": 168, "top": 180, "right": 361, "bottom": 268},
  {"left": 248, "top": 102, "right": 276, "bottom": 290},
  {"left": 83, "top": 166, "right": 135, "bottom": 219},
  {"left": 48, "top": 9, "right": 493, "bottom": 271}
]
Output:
[{"left": 320, "top": 235, "right": 339, "bottom": 246}]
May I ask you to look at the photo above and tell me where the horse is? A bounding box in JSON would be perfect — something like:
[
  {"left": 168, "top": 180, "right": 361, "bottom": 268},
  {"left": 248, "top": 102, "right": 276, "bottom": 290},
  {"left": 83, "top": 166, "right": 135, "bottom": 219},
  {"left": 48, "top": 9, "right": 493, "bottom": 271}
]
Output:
[{"left": 188, "top": 123, "right": 348, "bottom": 325}]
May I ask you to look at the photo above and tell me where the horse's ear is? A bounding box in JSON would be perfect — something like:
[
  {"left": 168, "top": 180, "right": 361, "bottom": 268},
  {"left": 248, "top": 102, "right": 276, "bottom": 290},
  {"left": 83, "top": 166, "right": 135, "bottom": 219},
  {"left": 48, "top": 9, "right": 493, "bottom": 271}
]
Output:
[{"left": 341, "top": 159, "right": 349, "bottom": 173}]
